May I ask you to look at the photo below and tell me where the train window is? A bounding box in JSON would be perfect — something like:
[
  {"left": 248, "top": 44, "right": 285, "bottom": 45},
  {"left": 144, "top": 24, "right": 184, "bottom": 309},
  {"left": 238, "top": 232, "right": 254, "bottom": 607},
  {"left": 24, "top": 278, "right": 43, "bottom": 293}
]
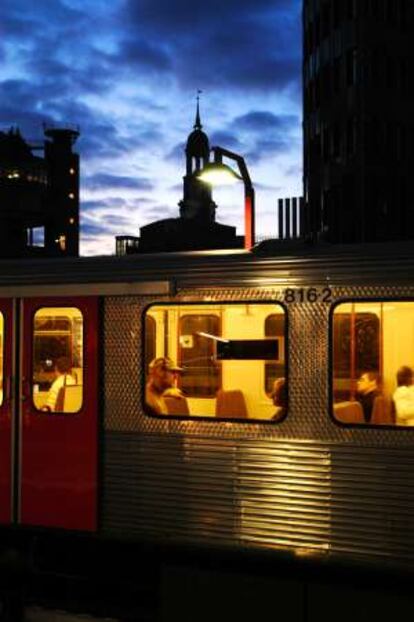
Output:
[
  {"left": 332, "top": 301, "right": 414, "bottom": 426},
  {"left": 264, "top": 314, "right": 286, "bottom": 394},
  {"left": 144, "top": 303, "right": 286, "bottom": 421},
  {"left": 0, "top": 312, "right": 3, "bottom": 406},
  {"left": 32, "top": 307, "right": 84, "bottom": 414}
]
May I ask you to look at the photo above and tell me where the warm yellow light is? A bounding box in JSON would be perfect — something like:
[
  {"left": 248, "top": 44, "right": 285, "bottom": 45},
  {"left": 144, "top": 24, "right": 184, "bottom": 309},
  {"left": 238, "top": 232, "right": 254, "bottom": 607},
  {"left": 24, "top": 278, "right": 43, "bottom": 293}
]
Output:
[
  {"left": 56, "top": 235, "right": 66, "bottom": 251},
  {"left": 69, "top": 168, "right": 75, "bottom": 175},
  {"left": 69, "top": 217, "right": 75, "bottom": 224},
  {"left": 198, "top": 163, "right": 242, "bottom": 186},
  {"left": 68, "top": 192, "right": 75, "bottom": 199}
]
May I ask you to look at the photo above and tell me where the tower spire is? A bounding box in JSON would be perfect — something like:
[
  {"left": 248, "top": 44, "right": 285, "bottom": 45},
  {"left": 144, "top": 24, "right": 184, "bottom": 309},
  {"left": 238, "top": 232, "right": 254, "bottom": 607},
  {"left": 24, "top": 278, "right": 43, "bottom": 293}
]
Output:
[{"left": 194, "top": 89, "right": 202, "bottom": 129}]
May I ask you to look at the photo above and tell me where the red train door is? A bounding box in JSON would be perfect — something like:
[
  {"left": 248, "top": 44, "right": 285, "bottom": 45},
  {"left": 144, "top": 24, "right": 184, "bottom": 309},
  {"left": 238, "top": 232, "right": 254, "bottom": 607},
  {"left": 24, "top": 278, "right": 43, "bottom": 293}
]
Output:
[
  {"left": 19, "top": 297, "right": 98, "bottom": 531},
  {"left": 0, "top": 299, "right": 13, "bottom": 524}
]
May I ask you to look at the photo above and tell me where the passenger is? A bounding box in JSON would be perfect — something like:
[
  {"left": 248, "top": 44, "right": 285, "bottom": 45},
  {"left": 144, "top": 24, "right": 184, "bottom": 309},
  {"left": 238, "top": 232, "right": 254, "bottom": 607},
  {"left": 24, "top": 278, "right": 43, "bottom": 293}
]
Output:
[
  {"left": 356, "top": 371, "right": 380, "bottom": 423},
  {"left": 393, "top": 365, "right": 414, "bottom": 426},
  {"left": 43, "top": 356, "right": 76, "bottom": 412},
  {"left": 145, "top": 357, "right": 184, "bottom": 415},
  {"left": 271, "top": 377, "right": 287, "bottom": 420}
]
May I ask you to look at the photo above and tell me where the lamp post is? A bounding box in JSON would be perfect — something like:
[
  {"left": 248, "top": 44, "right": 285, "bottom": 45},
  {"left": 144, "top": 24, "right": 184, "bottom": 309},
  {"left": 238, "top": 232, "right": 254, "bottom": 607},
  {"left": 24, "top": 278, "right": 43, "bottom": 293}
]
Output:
[{"left": 198, "top": 146, "right": 255, "bottom": 250}]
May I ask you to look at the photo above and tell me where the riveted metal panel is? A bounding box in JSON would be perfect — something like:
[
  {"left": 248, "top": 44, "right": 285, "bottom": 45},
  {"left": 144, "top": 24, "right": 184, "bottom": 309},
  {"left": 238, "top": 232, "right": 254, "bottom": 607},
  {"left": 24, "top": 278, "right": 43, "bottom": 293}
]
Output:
[{"left": 101, "top": 283, "right": 414, "bottom": 569}]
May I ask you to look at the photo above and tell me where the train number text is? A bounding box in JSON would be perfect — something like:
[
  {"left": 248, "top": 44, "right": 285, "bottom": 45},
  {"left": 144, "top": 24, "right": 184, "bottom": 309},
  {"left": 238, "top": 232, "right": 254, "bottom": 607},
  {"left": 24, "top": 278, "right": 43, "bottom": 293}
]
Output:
[{"left": 283, "top": 287, "right": 333, "bottom": 304}]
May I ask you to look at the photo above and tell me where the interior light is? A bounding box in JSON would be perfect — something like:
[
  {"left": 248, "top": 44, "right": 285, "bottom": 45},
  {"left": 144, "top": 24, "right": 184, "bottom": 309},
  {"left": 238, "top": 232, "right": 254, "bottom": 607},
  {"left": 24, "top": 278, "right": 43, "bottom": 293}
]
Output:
[
  {"left": 68, "top": 192, "right": 75, "bottom": 199},
  {"left": 198, "top": 162, "right": 242, "bottom": 186},
  {"left": 69, "top": 217, "right": 75, "bottom": 224},
  {"left": 69, "top": 168, "right": 75, "bottom": 175}
]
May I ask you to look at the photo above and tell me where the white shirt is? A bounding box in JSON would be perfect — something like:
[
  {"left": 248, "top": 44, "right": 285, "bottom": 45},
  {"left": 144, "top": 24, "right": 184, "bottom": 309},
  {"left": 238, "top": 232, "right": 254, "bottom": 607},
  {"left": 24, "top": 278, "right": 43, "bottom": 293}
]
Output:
[
  {"left": 46, "top": 373, "right": 76, "bottom": 412},
  {"left": 393, "top": 385, "right": 414, "bottom": 426}
]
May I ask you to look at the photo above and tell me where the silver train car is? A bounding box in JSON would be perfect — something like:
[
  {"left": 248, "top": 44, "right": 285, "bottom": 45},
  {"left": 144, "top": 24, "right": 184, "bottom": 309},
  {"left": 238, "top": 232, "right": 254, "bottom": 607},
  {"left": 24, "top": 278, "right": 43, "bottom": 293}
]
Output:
[{"left": 1, "top": 240, "right": 414, "bottom": 620}]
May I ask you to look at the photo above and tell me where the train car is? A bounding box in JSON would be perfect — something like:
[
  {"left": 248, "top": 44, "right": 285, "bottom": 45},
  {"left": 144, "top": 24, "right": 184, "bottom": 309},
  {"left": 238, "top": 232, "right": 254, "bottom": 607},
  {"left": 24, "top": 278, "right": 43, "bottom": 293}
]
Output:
[{"left": 1, "top": 240, "right": 414, "bottom": 620}]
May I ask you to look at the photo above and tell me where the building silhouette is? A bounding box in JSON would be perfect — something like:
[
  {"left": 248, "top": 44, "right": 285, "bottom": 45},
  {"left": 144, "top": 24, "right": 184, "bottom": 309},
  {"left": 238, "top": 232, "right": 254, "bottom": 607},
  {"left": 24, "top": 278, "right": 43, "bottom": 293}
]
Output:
[
  {"left": 303, "top": 0, "right": 414, "bottom": 243},
  {"left": 120, "top": 101, "right": 243, "bottom": 254},
  {"left": 0, "top": 125, "right": 80, "bottom": 258}
]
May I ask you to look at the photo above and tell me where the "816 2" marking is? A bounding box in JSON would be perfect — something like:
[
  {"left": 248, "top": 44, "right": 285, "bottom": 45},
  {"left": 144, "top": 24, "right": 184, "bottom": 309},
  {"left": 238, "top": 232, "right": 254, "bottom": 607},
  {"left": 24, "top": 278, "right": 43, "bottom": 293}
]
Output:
[{"left": 283, "top": 287, "right": 333, "bottom": 303}]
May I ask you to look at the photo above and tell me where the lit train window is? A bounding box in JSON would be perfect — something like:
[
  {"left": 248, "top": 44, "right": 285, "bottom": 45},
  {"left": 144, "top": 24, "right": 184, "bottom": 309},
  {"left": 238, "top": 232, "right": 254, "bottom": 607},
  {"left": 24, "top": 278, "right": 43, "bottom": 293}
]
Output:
[
  {"left": 332, "top": 301, "right": 414, "bottom": 426},
  {"left": 0, "top": 313, "right": 3, "bottom": 407},
  {"left": 144, "top": 303, "right": 286, "bottom": 421},
  {"left": 32, "top": 307, "right": 83, "bottom": 414}
]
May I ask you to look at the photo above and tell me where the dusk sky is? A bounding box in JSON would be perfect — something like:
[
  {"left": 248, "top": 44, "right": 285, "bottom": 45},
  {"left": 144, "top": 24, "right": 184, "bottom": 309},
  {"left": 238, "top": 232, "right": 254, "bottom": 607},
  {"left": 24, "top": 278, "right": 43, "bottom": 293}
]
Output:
[{"left": 1, "top": 0, "right": 302, "bottom": 255}]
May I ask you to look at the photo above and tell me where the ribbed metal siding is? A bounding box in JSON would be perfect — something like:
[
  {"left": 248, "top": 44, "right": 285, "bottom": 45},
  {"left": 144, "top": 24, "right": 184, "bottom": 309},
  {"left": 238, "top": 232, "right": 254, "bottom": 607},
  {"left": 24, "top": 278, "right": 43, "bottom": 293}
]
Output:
[
  {"left": 101, "top": 285, "right": 414, "bottom": 569},
  {"left": 103, "top": 434, "right": 414, "bottom": 567}
]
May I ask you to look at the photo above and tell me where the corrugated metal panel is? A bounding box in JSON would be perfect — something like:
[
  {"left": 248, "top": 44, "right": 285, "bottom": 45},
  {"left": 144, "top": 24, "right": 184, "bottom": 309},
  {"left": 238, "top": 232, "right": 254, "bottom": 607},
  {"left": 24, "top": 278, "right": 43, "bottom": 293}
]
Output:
[
  {"left": 101, "top": 283, "right": 414, "bottom": 570},
  {"left": 102, "top": 434, "right": 414, "bottom": 567}
]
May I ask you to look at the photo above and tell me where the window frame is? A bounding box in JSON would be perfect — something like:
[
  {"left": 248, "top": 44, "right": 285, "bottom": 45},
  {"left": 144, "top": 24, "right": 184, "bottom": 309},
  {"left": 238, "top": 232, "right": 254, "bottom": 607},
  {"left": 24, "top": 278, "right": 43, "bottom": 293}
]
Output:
[
  {"left": 329, "top": 297, "right": 414, "bottom": 429},
  {"left": 31, "top": 305, "right": 84, "bottom": 415},
  {"left": 142, "top": 300, "right": 289, "bottom": 424}
]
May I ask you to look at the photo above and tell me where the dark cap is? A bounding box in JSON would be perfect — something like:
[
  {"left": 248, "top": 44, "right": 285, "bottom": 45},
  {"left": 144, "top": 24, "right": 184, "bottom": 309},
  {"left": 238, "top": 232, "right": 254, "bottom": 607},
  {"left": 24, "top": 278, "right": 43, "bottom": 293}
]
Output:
[{"left": 149, "top": 357, "right": 183, "bottom": 373}]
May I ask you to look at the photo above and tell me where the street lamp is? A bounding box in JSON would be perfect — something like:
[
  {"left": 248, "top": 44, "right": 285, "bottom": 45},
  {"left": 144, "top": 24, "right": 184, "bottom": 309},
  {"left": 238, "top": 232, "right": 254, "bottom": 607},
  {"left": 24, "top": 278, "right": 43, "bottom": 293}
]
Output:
[{"left": 198, "top": 146, "right": 255, "bottom": 250}]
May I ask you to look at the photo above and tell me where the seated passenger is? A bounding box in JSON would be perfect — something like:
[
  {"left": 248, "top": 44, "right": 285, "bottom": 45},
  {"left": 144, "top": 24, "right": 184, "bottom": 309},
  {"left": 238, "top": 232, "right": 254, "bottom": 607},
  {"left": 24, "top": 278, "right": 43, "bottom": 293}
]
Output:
[
  {"left": 43, "top": 356, "right": 76, "bottom": 412},
  {"left": 393, "top": 365, "right": 414, "bottom": 426},
  {"left": 270, "top": 377, "right": 287, "bottom": 421},
  {"left": 145, "top": 357, "right": 184, "bottom": 415},
  {"left": 356, "top": 371, "right": 380, "bottom": 423}
]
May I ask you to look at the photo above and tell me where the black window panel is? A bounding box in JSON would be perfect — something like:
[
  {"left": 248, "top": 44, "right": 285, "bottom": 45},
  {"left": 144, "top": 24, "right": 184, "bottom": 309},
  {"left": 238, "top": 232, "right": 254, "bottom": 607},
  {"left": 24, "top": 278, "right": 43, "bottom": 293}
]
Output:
[{"left": 217, "top": 339, "right": 279, "bottom": 361}]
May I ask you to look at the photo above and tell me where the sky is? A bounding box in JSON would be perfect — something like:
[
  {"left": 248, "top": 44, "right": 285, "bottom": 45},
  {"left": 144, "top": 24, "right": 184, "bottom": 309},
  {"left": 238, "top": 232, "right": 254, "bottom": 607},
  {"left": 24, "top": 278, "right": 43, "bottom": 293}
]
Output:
[{"left": 1, "top": 0, "right": 303, "bottom": 256}]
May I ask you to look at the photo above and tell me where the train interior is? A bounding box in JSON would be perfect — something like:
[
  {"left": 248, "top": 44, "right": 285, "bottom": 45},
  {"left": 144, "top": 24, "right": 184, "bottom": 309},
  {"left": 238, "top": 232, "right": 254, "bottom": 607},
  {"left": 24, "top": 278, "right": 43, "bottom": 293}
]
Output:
[
  {"left": 145, "top": 303, "right": 286, "bottom": 420},
  {"left": 333, "top": 301, "right": 414, "bottom": 425},
  {"left": 31, "top": 306, "right": 84, "bottom": 413}
]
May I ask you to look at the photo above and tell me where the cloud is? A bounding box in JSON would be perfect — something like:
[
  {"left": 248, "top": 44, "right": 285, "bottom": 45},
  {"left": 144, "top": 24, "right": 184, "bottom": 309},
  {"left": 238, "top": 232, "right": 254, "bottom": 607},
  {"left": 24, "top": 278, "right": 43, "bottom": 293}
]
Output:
[
  {"left": 234, "top": 111, "right": 299, "bottom": 133},
  {"left": 121, "top": 0, "right": 301, "bottom": 91},
  {"left": 209, "top": 130, "right": 242, "bottom": 150},
  {"left": 120, "top": 37, "right": 172, "bottom": 72},
  {"left": 165, "top": 142, "right": 186, "bottom": 163},
  {"left": 83, "top": 173, "right": 154, "bottom": 191}
]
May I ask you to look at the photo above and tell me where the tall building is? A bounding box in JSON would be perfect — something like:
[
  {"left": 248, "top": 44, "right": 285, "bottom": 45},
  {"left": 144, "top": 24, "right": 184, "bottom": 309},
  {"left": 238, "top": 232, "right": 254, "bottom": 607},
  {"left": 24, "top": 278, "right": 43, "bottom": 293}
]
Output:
[
  {"left": 0, "top": 125, "right": 80, "bottom": 258},
  {"left": 303, "top": 0, "right": 414, "bottom": 243}
]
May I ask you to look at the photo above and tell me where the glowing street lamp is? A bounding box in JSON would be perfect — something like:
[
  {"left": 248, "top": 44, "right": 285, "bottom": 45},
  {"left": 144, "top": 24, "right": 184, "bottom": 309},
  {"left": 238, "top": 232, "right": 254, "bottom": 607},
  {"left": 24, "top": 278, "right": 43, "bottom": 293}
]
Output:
[{"left": 198, "top": 146, "right": 255, "bottom": 250}]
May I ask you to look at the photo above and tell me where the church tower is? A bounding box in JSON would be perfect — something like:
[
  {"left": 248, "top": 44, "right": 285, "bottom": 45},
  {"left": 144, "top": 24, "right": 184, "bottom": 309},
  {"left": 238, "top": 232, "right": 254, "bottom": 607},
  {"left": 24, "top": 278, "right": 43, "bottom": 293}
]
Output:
[{"left": 179, "top": 96, "right": 217, "bottom": 222}]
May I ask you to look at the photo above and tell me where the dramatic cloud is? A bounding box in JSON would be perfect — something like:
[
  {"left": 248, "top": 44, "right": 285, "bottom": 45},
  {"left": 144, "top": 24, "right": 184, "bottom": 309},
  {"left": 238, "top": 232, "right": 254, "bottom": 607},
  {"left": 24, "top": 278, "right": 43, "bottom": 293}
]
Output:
[
  {"left": 1, "top": 0, "right": 303, "bottom": 254},
  {"left": 83, "top": 173, "right": 154, "bottom": 191}
]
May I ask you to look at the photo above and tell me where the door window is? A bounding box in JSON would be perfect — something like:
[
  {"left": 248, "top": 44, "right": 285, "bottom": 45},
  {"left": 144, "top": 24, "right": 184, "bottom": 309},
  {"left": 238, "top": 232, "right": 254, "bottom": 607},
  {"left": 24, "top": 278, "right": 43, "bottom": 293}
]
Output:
[{"left": 32, "top": 307, "right": 83, "bottom": 413}]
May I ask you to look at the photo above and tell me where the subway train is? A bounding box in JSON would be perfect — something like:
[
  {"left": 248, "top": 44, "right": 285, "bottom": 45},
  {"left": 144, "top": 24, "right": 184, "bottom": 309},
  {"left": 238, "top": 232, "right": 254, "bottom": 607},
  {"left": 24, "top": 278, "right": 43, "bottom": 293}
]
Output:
[{"left": 1, "top": 239, "right": 414, "bottom": 619}]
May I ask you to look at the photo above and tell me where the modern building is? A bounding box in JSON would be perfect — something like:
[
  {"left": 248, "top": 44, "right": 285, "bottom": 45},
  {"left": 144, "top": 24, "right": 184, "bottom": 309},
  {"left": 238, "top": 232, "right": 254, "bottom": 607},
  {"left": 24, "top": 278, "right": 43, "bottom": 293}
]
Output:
[
  {"left": 0, "top": 125, "right": 80, "bottom": 258},
  {"left": 303, "top": 0, "right": 414, "bottom": 243},
  {"left": 119, "top": 102, "right": 243, "bottom": 255}
]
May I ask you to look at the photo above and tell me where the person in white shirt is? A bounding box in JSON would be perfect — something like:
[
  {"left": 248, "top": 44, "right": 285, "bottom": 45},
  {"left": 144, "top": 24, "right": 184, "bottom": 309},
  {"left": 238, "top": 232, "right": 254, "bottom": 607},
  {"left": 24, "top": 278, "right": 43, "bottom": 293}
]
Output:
[
  {"left": 393, "top": 365, "right": 414, "bottom": 426},
  {"left": 43, "top": 356, "right": 76, "bottom": 412}
]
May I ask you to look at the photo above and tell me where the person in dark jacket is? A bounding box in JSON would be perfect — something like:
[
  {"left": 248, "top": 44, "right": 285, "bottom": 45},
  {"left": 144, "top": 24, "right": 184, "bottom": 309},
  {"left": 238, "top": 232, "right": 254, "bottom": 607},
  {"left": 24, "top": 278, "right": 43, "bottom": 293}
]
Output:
[{"left": 356, "top": 371, "right": 380, "bottom": 423}]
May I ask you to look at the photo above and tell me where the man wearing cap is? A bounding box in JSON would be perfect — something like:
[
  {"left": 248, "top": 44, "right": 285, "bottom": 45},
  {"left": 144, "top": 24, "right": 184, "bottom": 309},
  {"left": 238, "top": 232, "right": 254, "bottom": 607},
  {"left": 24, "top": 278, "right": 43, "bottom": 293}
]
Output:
[{"left": 145, "top": 357, "right": 184, "bottom": 415}]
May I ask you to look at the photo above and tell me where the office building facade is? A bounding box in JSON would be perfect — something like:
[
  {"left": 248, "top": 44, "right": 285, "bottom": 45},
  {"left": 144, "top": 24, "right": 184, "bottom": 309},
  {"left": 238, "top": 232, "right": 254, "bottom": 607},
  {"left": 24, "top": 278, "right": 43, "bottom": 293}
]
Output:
[
  {"left": 0, "top": 125, "right": 80, "bottom": 258},
  {"left": 303, "top": 0, "right": 414, "bottom": 243}
]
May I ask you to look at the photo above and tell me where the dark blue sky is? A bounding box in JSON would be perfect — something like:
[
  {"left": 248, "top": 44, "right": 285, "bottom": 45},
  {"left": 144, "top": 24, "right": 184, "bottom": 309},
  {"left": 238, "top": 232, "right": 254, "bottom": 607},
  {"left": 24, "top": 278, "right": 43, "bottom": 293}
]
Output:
[{"left": 1, "top": 0, "right": 302, "bottom": 254}]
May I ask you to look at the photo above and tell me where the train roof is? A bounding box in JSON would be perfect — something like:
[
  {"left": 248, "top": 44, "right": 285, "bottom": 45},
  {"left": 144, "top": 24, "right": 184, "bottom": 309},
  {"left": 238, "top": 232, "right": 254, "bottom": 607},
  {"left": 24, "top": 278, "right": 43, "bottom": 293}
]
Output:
[{"left": 0, "top": 239, "right": 413, "bottom": 291}]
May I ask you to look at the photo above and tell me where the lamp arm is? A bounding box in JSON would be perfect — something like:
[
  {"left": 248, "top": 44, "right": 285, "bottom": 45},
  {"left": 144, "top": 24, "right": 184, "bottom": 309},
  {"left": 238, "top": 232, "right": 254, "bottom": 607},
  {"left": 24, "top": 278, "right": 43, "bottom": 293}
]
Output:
[
  {"left": 210, "top": 145, "right": 255, "bottom": 249},
  {"left": 211, "top": 146, "right": 252, "bottom": 188}
]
